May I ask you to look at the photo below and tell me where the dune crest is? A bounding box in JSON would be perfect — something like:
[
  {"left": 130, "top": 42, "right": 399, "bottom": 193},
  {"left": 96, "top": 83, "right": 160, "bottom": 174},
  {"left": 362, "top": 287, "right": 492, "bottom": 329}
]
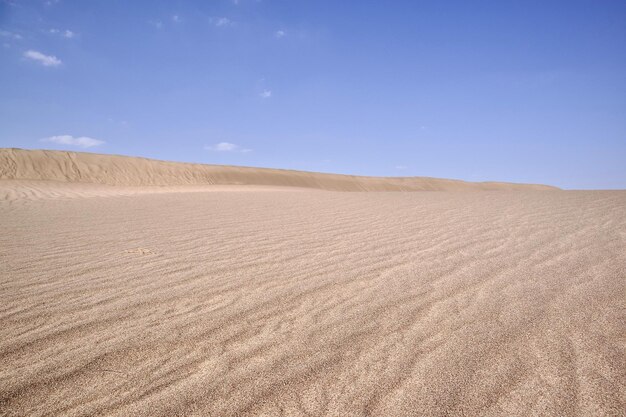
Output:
[{"left": 0, "top": 148, "right": 558, "bottom": 191}]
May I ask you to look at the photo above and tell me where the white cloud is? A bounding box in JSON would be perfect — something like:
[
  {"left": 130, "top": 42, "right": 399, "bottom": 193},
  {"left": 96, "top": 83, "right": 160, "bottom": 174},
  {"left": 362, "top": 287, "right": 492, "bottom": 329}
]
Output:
[
  {"left": 208, "top": 142, "right": 236, "bottom": 151},
  {"left": 275, "top": 30, "right": 285, "bottom": 38},
  {"left": 41, "top": 135, "right": 105, "bottom": 148},
  {"left": 395, "top": 165, "right": 408, "bottom": 170},
  {"left": 172, "top": 15, "right": 181, "bottom": 23},
  {"left": 0, "top": 30, "right": 22, "bottom": 40},
  {"left": 23, "top": 50, "right": 62, "bottom": 67},
  {"left": 50, "top": 28, "right": 75, "bottom": 38},
  {"left": 260, "top": 89, "right": 272, "bottom": 98},
  {"left": 211, "top": 17, "right": 232, "bottom": 27},
  {"left": 204, "top": 142, "right": 252, "bottom": 152}
]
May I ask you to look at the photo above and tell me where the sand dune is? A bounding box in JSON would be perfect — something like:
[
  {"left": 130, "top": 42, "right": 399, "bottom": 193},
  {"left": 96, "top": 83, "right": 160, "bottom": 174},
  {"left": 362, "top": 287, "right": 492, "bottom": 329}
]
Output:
[
  {"left": 0, "top": 148, "right": 559, "bottom": 191},
  {"left": 1, "top": 155, "right": 624, "bottom": 416}
]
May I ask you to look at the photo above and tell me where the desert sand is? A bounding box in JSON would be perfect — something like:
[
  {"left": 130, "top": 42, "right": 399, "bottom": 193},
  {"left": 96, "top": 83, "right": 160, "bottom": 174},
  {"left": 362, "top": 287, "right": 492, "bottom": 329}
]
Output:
[
  {"left": 0, "top": 149, "right": 559, "bottom": 191},
  {"left": 0, "top": 150, "right": 624, "bottom": 416}
]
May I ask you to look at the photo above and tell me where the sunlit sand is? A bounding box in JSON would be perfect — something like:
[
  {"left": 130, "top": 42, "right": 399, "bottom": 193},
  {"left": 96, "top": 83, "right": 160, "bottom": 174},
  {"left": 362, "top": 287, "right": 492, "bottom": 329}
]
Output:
[{"left": 1, "top": 149, "right": 624, "bottom": 416}]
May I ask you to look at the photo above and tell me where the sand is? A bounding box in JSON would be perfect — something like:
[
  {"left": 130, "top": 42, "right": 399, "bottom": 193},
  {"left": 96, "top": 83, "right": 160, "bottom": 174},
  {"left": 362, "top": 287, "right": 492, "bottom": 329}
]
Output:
[
  {"left": 0, "top": 149, "right": 559, "bottom": 191},
  {"left": 1, "top": 153, "right": 625, "bottom": 416}
]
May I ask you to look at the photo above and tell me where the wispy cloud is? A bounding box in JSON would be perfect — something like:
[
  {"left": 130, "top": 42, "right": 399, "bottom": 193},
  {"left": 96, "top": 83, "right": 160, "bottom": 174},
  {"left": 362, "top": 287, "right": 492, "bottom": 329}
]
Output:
[
  {"left": 0, "top": 30, "right": 22, "bottom": 40},
  {"left": 260, "top": 90, "right": 272, "bottom": 98},
  {"left": 275, "top": 30, "right": 286, "bottom": 38},
  {"left": 49, "top": 28, "right": 75, "bottom": 38},
  {"left": 23, "top": 50, "right": 62, "bottom": 67},
  {"left": 211, "top": 17, "right": 232, "bottom": 27},
  {"left": 204, "top": 142, "right": 251, "bottom": 152},
  {"left": 107, "top": 118, "right": 129, "bottom": 127},
  {"left": 41, "top": 135, "right": 105, "bottom": 148},
  {"left": 395, "top": 165, "right": 408, "bottom": 170},
  {"left": 149, "top": 20, "right": 163, "bottom": 29},
  {"left": 172, "top": 15, "right": 182, "bottom": 23}
]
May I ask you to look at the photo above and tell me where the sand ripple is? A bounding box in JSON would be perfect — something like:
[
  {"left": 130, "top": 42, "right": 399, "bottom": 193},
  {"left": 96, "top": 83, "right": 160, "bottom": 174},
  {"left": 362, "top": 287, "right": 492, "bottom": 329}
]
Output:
[{"left": 1, "top": 187, "right": 624, "bottom": 416}]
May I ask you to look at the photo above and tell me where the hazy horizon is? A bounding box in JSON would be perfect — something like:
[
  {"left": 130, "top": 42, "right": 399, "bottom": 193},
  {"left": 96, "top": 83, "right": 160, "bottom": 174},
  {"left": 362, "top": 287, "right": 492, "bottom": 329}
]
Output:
[{"left": 1, "top": 0, "right": 625, "bottom": 189}]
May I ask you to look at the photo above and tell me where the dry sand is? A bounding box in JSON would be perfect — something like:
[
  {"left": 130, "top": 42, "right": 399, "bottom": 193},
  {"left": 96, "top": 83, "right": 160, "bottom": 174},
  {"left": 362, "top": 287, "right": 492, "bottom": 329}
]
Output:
[
  {"left": 0, "top": 149, "right": 558, "bottom": 191},
  {"left": 1, "top": 152, "right": 625, "bottom": 416}
]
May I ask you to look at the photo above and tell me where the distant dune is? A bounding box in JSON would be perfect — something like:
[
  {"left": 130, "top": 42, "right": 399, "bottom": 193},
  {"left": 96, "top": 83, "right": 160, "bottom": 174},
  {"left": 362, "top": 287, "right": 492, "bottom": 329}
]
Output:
[{"left": 0, "top": 148, "right": 558, "bottom": 191}]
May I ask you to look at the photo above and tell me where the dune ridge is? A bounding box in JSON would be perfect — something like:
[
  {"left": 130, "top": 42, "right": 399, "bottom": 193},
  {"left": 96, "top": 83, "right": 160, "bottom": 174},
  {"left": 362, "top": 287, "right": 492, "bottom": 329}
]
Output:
[{"left": 0, "top": 148, "right": 559, "bottom": 191}]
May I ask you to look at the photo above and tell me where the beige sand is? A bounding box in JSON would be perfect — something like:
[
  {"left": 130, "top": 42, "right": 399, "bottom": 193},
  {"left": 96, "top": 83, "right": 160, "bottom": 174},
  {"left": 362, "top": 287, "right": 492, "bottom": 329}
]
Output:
[
  {"left": 1, "top": 156, "right": 624, "bottom": 416},
  {"left": 0, "top": 148, "right": 559, "bottom": 191}
]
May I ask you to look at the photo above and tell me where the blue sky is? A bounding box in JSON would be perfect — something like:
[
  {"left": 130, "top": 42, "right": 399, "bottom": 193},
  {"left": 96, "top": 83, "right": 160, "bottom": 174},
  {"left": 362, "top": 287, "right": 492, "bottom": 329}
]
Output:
[{"left": 1, "top": 0, "right": 625, "bottom": 189}]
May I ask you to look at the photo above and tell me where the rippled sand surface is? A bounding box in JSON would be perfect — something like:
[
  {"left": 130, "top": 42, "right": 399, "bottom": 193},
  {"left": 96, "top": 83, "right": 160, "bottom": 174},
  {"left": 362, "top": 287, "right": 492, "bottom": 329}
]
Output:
[{"left": 1, "top": 184, "right": 624, "bottom": 416}]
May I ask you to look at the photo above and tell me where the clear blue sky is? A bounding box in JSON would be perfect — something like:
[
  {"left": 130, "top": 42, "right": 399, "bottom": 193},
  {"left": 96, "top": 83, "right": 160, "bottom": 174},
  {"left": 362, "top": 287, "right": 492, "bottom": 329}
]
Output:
[{"left": 1, "top": 0, "right": 625, "bottom": 189}]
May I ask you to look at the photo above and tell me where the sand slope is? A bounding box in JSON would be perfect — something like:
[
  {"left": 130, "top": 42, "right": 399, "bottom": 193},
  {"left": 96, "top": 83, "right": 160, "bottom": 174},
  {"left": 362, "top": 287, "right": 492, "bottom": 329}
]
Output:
[
  {"left": 0, "top": 180, "right": 308, "bottom": 204},
  {"left": 0, "top": 182, "right": 624, "bottom": 416},
  {"left": 0, "top": 148, "right": 559, "bottom": 191}
]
